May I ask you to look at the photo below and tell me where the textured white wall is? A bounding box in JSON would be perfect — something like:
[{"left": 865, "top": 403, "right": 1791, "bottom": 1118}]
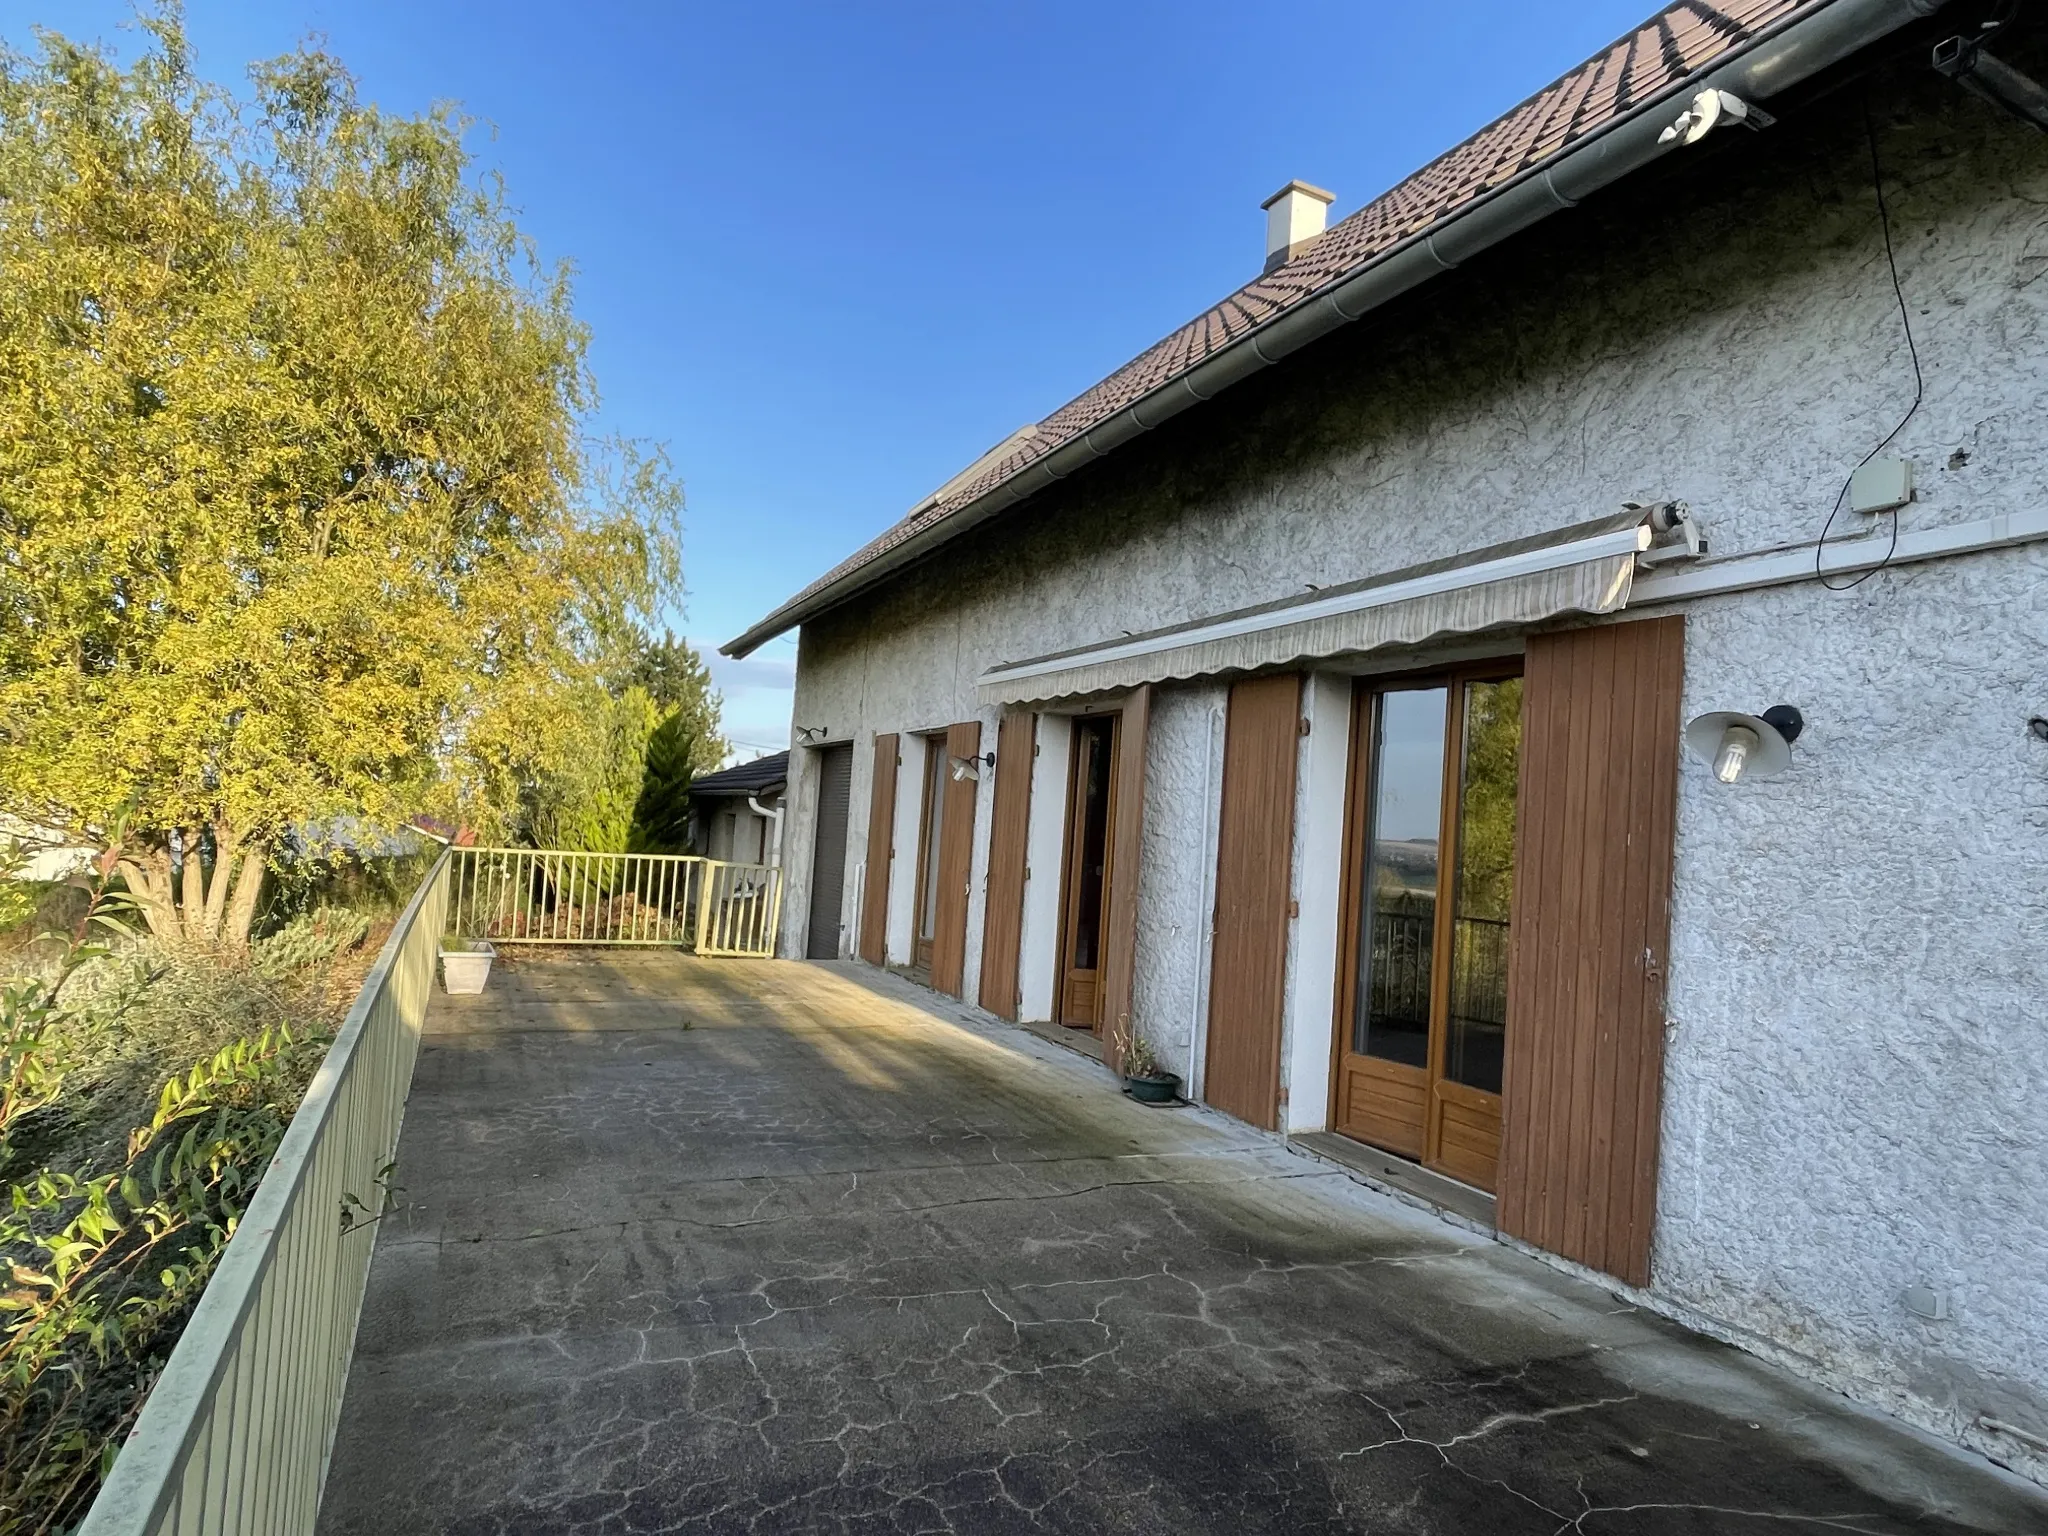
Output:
[
  {"left": 884, "top": 735, "right": 928, "bottom": 966},
  {"left": 1659, "top": 547, "right": 2048, "bottom": 1479},
  {"left": 772, "top": 66, "right": 2048, "bottom": 1472},
  {"left": 1017, "top": 714, "right": 1073, "bottom": 1023},
  {"left": 1285, "top": 672, "right": 1354, "bottom": 1132},
  {"left": 960, "top": 742, "right": 996, "bottom": 1006},
  {"left": 777, "top": 748, "right": 815, "bottom": 955},
  {"left": 1132, "top": 686, "right": 1226, "bottom": 1084}
]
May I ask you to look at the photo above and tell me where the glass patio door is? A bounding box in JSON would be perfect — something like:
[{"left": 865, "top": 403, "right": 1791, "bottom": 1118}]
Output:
[
  {"left": 1054, "top": 714, "right": 1118, "bottom": 1030},
  {"left": 1333, "top": 667, "right": 1522, "bottom": 1191}
]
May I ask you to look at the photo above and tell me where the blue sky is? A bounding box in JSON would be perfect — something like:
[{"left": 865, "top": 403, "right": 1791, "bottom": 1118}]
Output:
[{"left": 47, "top": 1, "right": 1655, "bottom": 756}]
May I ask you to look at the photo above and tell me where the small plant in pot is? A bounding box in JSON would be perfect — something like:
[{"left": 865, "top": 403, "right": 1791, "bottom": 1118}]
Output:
[
  {"left": 440, "top": 934, "right": 496, "bottom": 994},
  {"left": 1112, "top": 1016, "right": 1181, "bottom": 1105}
]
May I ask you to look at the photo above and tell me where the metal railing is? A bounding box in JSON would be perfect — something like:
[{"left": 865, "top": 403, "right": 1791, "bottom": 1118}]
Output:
[
  {"left": 695, "top": 858, "right": 781, "bottom": 957},
  {"left": 78, "top": 852, "right": 453, "bottom": 1536},
  {"left": 73, "top": 847, "right": 781, "bottom": 1533},
  {"left": 443, "top": 847, "right": 781, "bottom": 958}
]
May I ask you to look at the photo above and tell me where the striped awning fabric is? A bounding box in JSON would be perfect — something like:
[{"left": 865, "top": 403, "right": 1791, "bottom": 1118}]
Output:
[{"left": 978, "top": 511, "right": 1653, "bottom": 706}]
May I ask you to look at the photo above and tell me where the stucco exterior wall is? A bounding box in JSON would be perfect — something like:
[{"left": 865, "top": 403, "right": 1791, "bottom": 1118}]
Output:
[
  {"left": 1131, "top": 685, "right": 1226, "bottom": 1086},
  {"left": 1661, "top": 547, "right": 2048, "bottom": 1478},
  {"left": 772, "top": 59, "right": 2048, "bottom": 1477}
]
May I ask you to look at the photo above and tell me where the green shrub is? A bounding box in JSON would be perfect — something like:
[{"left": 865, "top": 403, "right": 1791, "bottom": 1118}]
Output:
[
  {"left": 1, "top": 1022, "right": 324, "bottom": 1532},
  {"left": 252, "top": 907, "right": 372, "bottom": 979},
  {"left": 0, "top": 880, "right": 373, "bottom": 1531}
]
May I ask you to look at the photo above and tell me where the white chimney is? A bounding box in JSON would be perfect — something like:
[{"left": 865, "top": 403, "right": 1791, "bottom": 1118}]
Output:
[{"left": 1261, "top": 180, "right": 1334, "bottom": 272}]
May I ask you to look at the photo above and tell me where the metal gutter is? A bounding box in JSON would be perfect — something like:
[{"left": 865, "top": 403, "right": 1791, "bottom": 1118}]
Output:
[{"left": 723, "top": 0, "right": 1948, "bottom": 659}]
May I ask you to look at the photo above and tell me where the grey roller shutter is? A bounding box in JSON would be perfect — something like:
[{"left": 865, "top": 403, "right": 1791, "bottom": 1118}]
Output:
[{"left": 806, "top": 744, "right": 854, "bottom": 960}]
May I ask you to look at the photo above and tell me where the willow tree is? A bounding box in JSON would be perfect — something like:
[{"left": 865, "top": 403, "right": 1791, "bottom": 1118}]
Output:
[{"left": 0, "top": 14, "right": 681, "bottom": 946}]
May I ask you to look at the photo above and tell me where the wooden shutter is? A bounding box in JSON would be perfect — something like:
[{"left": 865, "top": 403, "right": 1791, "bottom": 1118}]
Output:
[
  {"left": 1203, "top": 674, "right": 1302, "bottom": 1129},
  {"left": 977, "top": 712, "right": 1036, "bottom": 1018},
  {"left": 1098, "top": 686, "right": 1151, "bottom": 1075},
  {"left": 929, "top": 720, "right": 982, "bottom": 997},
  {"left": 858, "top": 733, "right": 898, "bottom": 964},
  {"left": 806, "top": 744, "right": 854, "bottom": 960},
  {"left": 1498, "top": 616, "right": 1684, "bottom": 1288}
]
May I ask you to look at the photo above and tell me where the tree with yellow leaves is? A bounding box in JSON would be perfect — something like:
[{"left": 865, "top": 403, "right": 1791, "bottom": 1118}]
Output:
[{"left": 0, "top": 12, "right": 683, "bottom": 947}]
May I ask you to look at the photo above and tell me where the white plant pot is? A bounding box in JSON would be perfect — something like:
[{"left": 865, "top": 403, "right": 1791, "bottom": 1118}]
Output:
[{"left": 441, "top": 941, "right": 496, "bottom": 995}]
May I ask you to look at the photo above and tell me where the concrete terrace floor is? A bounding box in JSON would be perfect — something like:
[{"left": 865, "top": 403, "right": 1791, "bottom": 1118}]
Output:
[{"left": 318, "top": 952, "right": 2048, "bottom": 1535}]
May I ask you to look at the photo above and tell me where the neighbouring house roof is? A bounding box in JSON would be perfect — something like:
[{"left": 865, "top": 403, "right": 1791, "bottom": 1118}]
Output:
[
  {"left": 407, "top": 815, "right": 477, "bottom": 848},
  {"left": 690, "top": 751, "right": 790, "bottom": 801},
  {"left": 724, "top": 0, "right": 1845, "bottom": 659}
]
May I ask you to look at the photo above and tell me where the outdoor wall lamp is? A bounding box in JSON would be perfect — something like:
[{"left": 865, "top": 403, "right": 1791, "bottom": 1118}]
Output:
[
  {"left": 1685, "top": 705, "right": 1804, "bottom": 784},
  {"left": 1658, "top": 87, "right": 1774, "bottom": 146},
  {"left": 794, "top": 725, "right": 827, "bottom": 745},
  {"left": 1933, "top": 34, "right": 2048, "bottom": 135},
  {"left": 948, "top": 751, "right": 996, "bottom": 783}
]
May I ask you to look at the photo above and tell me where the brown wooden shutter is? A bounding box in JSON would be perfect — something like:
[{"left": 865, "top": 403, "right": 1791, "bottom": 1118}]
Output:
[
  {"left": 1203, "top": 674, "right": 1302, "bottom": 1129},
  {"left": 1098, "top": 686, "right": 1151, "bottom": 1075},
  {"left": 929, "top": 720, "right": 982, "bottom": 997},
  {"left": 977, "top": 712, "right": 1036, "bottom": 1018},
  {"left": 858, "top": 733, "right": 898, "bottom": 964},
  {"left": 1498, "top": 616, "right": 1684, "bottom": 1288}
]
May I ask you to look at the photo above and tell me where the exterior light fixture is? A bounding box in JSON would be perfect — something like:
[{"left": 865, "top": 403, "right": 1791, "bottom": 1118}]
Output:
[
  {"left": 1658, "top": 87, "right": 1774, "bottom": 146},
  {"left": 794, "top": 725, "right": 827, "bottom": 745},
  {"left": 1933, "top": 35, "right": 2048, "bottom": 134},
  {"left": 948, "top": 751, "right": 996, "bottom": 783},
  {"left": 1685, "top": 705, "right": 1804, "bottom": 784}
]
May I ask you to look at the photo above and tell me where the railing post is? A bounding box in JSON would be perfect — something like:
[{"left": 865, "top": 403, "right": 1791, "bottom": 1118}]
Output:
[{"left": 694, "top": 861, "right": 714, "bottom": 954}]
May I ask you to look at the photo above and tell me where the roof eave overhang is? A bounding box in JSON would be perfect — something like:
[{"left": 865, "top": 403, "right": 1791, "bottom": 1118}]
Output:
[{"left": 721, "top": 0, "right": 1946, "bottom": 660}]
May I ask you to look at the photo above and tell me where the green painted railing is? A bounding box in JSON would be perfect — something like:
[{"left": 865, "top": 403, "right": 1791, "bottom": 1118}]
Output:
[
  {"left": 77, "top": 852, "right": 452, "bottom": 1536},
  {"left": 444, "top": 847, "right": 781, "bottom": 958}
]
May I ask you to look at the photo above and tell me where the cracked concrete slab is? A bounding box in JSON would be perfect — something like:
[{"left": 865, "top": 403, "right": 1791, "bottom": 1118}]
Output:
[{"left": 318, "top": 952, "right": 2048, "bottom": 1534}]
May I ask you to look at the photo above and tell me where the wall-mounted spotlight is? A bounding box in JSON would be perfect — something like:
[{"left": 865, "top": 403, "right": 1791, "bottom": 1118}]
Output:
[
  {"left": 794, "top": 725, "right": 827, "bottom": 745},
  {"left": 1658, "top": 87, "right": 1774, "bottom": 147},
  {"left": 1686, "top": 705, "right": 1803, "bottom": 784},
  {"left": 948, "top": 751, "right": 996, "bottom": 783}
]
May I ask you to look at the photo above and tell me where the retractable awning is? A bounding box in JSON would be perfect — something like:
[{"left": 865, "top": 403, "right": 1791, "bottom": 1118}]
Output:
[{"left": 978, "top": 510, "right": 1655, "bottom": 706}]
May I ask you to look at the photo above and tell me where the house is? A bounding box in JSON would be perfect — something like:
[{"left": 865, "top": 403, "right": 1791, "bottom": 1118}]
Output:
[
  {"left": 0, "top": 814, "right": 94, "bottom": 881},
  {"left": 688, "top": 751, "right": 787, "bottom": 867},
  {"left": 725, "top": 0, "right": 2048, "bottom": 1483}
]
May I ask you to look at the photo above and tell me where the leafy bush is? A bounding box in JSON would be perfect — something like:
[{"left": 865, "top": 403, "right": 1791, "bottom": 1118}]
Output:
[
  {"left": 0, "top": 878, "right": 370, "bottom": 1532},
  {"left": 252, "top": 907, "right": 372, "bottom": 979},
  {"left": 256, "top": 848, "right": 437, "bottom": 937},
  {"left": 0, "top": 846, "right": 36, "bottom": 937},
  {"left": 1, "top": 1022, "right": 324, "bottom": 1532}
]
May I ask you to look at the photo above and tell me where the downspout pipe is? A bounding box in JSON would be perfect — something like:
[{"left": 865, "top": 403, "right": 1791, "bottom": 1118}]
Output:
[
  {"left": 748, "top": 793, "right": 784, "bottom": 869},
  {"left": 724, "top": 0, "right": 1948, "bottom": 660}
]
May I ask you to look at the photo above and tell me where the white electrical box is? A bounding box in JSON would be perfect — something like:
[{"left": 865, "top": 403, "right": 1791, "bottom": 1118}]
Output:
[{"left": 1850, "top": 457, "right": 1914, "bottom": 514}]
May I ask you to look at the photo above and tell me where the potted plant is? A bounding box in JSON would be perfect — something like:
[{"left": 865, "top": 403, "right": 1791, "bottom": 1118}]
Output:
[
  {"left": 1112, "top": 1016, "right": 1181, "bottom": 1105},
  {"left": 440, "top": 935, "right": 496, "bottom": 994}
]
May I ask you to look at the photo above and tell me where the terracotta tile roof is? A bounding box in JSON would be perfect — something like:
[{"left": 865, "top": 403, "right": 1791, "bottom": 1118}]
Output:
[{"left": 745, "top": 0, "right": 1810, "bottom": 646}]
